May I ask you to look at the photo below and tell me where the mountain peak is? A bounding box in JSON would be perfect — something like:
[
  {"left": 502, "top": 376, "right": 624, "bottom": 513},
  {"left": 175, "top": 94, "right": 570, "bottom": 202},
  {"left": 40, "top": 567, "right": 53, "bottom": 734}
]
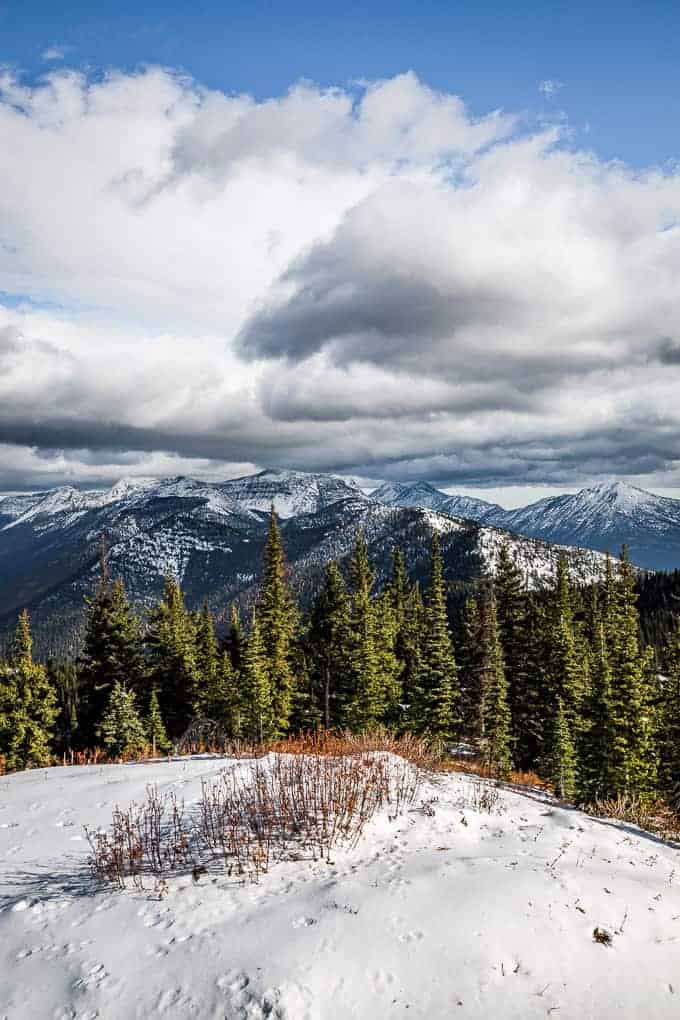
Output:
[{"left": 580, "top": 479, "right": 653, "bottom": 510}]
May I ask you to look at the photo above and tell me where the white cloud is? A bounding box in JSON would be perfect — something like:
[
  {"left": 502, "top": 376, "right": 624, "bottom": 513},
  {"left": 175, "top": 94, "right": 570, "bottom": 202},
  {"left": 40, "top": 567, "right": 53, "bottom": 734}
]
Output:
[
  {"left": 42, "top": 45, "right": 67, "bottom": 62},
  {"left": 539, "top": 79, "right": 564, "bottom": 98},
  {"left": 1, "top": 66, "right": 680, "bottom": 492}
]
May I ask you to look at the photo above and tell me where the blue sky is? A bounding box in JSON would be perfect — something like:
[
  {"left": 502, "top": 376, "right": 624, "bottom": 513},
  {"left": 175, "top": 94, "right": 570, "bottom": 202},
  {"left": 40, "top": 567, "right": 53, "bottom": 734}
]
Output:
[
  {"left": 3, "top": 0, "right": 680, "bottom": 169},
  {"left": 2, "top": 2, "right": 680, "bottom": 500}
]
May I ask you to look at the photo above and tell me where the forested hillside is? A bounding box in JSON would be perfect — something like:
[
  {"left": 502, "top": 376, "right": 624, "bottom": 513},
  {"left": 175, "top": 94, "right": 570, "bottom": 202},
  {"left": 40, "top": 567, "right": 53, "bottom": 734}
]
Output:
[{"left": 1, "top": 509, "right": 679, "bottom": 818}]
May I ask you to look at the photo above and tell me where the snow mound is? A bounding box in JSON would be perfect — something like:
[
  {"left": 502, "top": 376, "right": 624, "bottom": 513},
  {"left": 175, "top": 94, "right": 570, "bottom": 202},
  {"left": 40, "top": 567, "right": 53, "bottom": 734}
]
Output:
[{"left": 1, "top": 757, "right": 679, "bottom": 1018}]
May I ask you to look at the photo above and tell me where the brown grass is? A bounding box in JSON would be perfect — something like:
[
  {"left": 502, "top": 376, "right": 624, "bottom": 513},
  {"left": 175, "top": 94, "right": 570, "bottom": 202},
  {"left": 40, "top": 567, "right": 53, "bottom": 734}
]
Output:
[{"left": 585, "top": 794, "right": 680, "bottom": 844}]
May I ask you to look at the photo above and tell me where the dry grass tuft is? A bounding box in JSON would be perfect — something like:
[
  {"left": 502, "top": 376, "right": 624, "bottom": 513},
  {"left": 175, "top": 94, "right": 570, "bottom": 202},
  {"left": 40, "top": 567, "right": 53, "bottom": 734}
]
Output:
[{"left": 586, "top": 794, "right": 680, "bottom": 843}]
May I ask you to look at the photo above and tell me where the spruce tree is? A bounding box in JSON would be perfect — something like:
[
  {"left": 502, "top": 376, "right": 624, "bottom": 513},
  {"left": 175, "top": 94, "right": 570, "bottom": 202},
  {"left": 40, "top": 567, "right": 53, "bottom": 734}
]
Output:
[
  {"left": 578, "top": 620, "right": 616, "bottom": 803},
  {"left": 258, "top": 508, "right": 298, "bottom": 736},
  {"left": 549, "top": 697, "right": 578, "bottom": 800},
  {"left": 0, "top": 661, "right": 19, "bottom": 773},
  {"left": 146, "top": 576, "right": 198, "bottom": 737},
  {"left": 99, "top": 681, "right": 148, "bottom": 759},
  {"left": 549, "top": 555, "right": 587, "bottom": 733},
  {"left": 145, "top": 689, "right": 171, "bottom": 755},
  {"left": 78, "top": 576, "right": 145, "bottom": 745},
  {"left": 345, "top": 535, "right": 385, "bottom": 731},
  {"left": 495, "top": 545, "right": 532, "bottom": 766},
  {"left": 0, "top": 612, "right": 57, "bottom": 770},
  {"left": 194, "top": 602, "right": 219, "bottom": 714},
  {"left": 241, "top": 612, "right": 274, "bottom": 742},
  {"left": 478, "top": 594, "right": 513, "bottom": 777},
  {"left": 204, "top": 652, "right": 243, "bottom": 738},
  {"left": 457, "top": 596, "right": 482, "bottom": 740},
  {"left": 308, "top": 561, "right": 352, "bottom": 728},
  {"left": 224, "top": 602, "right": 244, "bottom": 672},
  {"left": 388, "top": 549, "right": 410, "bottom": 634},
  {"left": 606, "top": 548, "right": 658, "bottom": 797},
  {"left": 49, "top": 660, "right": 80, "bottom": 755},
  {"left": 417, "top": 534, "right": 459, "bottom": 740},
  {"left": 400, "top": 582, "right": 426, "bottom": 732},
  {"left": 521, "top": 597, "right": 553, "bottom": 767},
  {"left": 659, "top": 618, "right": 680, "bottom": 808},
  {"left": 372, "top": 589, "right": 402, "bottom": 727}
]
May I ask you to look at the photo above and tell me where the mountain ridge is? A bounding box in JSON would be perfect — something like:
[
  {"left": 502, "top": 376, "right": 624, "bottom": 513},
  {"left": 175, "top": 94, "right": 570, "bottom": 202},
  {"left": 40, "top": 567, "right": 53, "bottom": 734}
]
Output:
[
  {"left": 0, "top": 469, "right": 613, "bottom": 658},
  {"left": 374, "top": 478, "right": 680, "bottom": 570}
]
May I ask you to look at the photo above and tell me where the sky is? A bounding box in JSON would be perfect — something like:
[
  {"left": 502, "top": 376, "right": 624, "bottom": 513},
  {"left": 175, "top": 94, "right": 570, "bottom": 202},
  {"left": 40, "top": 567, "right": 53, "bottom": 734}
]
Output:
[{"left": 2, "top": 1, "right": 680, "bottom": 505}]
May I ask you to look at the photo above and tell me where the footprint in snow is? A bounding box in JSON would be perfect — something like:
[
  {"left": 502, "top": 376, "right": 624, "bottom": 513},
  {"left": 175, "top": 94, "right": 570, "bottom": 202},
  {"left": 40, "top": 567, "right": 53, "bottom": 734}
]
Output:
[{"left": 292, "top": 916, "right": 317, "bottom": 928}]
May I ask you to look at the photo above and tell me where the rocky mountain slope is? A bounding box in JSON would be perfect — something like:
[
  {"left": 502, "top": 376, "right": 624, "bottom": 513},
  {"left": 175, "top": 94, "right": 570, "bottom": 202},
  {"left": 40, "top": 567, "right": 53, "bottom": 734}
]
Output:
[
  {"left": 374, "top": 479, "right": 680, "bottom": 571},
  {"left": 372, "top": 481, "right": 502, "bottom": 521},
  {"left": 0, "top": 470, "right": 610, "bottom": 657}
]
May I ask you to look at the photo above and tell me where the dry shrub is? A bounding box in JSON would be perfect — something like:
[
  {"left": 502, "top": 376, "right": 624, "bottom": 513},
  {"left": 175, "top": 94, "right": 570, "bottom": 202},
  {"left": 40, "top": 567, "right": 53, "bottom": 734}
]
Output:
[
  {"left": 441, "top": 755, "right": 550, "bottom": 791},
  {"left": 587, "top": 794, "right": 680, "bottom": 842},
  {"left": 268, "top": 728, "right": 442, "bottom": 770},
  {"left": 86, "top": 751, "right": 422, "bottom": 891},
  {"left": 66, "top": 728, "right": 441, "bottom": 769},
  {"left": 460, "top": 775, "right": 504, "bottom": 814}
]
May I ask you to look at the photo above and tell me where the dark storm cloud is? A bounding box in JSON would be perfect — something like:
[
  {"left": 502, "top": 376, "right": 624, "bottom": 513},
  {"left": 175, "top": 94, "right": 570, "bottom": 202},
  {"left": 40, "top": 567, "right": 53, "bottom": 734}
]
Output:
[{"left": 656, "top": 337, "right": 680, "bottom": 365}]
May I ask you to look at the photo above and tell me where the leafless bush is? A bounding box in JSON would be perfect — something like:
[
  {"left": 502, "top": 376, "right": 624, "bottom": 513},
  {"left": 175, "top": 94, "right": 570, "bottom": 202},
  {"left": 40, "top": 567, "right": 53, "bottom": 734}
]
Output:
[
  {"left": 587, "top": 793, "right": 680, "bottom": 842},
  {"left": 461, "top": 776, "right": 503, "bottom": 814},
  {"left": 86, "top": 752, "right": 422, "bottom": 891}
]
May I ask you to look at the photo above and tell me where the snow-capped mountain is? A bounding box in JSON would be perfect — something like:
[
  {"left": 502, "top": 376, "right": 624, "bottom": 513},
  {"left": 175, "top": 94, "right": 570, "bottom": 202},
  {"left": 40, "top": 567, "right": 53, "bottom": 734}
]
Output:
[
  {"left": 372, "top": 480, "right": 502, "bottom": 521},
  {"left": 492, "top": 481, "right": 680, "bottom": 571},
  {"left": 0, "top": 469, "right": 610, "bottom": 657},
  {"left": 217, "top": 469, "right": 368, "bottom": 518},
  {"left": 374, "top": 477, "right": 680, "bottom": 571}
]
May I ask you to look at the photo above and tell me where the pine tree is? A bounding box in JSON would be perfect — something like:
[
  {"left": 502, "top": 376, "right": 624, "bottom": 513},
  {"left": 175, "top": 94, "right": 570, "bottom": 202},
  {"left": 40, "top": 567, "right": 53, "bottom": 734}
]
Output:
[
  {"left": 605, "top": 548, "right": 658, "bottom": 797},
  {"left": 204, "top": 652, "right": 243, "bottom": 738},
  {"left": 145, "top": 689, "right": 171, "bottom": 755},
  {"left": 308, "top": 561, "right": 352, "bottom": 728},
  {"left": 146, "top": 576, "right": 198, "bottom": 738},
  {"left": 0, "top": 660, "right": 19, "bottom": 772},
  {"left": 241, "top": 612, "right": 274, "bottom": 742},
  {"left": 549, "top": 697, "right": 578, "bottom": 800},
  {"left": 99, "top": 681, "right": 148, "bottom": 759},
  {"left": 0, "top": 612, "right": 57, "bottom": 770},
  {"left": 457, "top": 596, "right": 482, "bottom": 740},
  {"left": 548, "top": 555, "right": 587, "bottom": 733},
  {"left": 49, "top": 660, "right": 80, "bottom": 755},
  {"left": 522, "top": 597, "right": 553, "bottom": 767},
  {"left": 372, "top": 589, "right": 402, "bottom": 727},
  {"left": 659, "top": 618, "right": 680, "bottom": 807},
  {"left": 224, "top": 602, "right": 244, "bottom": 672},
  {"left": 194, "top": 602, "right": 219, "bottom": 714},
  {"left": 417, "top": 534, "right": 459, "bottom": 740},
  {"left": 388, "top": 548, "right": 410, "bottom": 633},
  {"left": 478, "top": 594, "right": 513, "bottom": 777},
  {"left": 78, "top": 575, "right": 146, "bottom": 745},
  {"left": 495, "top": 545, "right": 532, "bottom": 766},
  {"left": 578, "top": 620, "right": 616, "bottom": 803},
  {"left": 258, "top": 508, "right": 298, "bottom": 736},
  {"left": 345, "top": 536, "right": 385, "bottom": 731},
  {"left": 400, "top": 582, "right": 426, "bottom": 731}
]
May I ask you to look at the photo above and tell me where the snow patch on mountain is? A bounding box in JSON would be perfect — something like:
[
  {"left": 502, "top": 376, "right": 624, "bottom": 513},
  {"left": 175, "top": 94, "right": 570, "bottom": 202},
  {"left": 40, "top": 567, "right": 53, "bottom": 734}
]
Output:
[{"left": 373, "top": 481, "right": 500, "bottom": 521}]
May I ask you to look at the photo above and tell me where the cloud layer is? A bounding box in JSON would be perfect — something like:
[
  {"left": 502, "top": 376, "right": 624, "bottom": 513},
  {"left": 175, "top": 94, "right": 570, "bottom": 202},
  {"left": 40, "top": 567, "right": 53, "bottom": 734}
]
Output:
[{"left": 1, "top": 66, "right": 680, "bottom": 493}]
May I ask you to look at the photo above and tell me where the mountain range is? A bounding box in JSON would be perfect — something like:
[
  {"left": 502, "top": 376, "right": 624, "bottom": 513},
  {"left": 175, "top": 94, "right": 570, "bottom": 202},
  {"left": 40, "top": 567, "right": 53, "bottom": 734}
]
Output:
[
  {"left": 0, "top": 469, "right": 612, "bottom": 657},
  {"left": 373, "top": 479, "right": 680, "bottom": 572}
]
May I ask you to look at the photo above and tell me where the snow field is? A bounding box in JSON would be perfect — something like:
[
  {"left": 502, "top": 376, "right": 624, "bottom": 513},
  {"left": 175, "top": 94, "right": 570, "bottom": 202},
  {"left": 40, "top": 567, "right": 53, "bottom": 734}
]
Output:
[{"left": 1, "top": 755, "right": 679, "bottom": 1019}]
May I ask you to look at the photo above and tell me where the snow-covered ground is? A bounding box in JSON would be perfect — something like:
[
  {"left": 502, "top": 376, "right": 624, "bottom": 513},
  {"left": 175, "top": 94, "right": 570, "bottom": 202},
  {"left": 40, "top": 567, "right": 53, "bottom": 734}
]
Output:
[{"left": 1, "top": 756, "right": 679, "bottom": 1019}]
